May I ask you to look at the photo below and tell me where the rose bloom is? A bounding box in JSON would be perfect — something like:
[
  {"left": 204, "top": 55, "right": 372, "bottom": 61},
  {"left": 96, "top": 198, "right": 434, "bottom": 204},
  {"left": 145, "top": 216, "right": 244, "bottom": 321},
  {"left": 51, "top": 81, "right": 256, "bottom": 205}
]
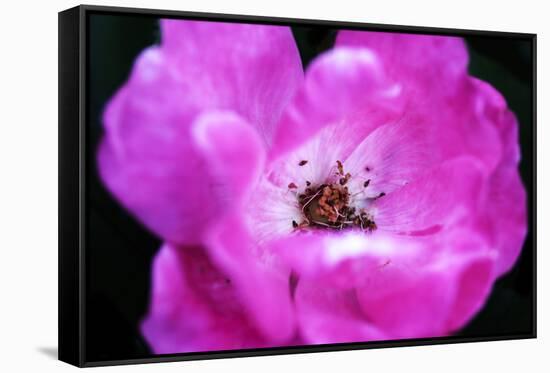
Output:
[{"left": 98, "top": 20, "right": 527, "bottom": 353}]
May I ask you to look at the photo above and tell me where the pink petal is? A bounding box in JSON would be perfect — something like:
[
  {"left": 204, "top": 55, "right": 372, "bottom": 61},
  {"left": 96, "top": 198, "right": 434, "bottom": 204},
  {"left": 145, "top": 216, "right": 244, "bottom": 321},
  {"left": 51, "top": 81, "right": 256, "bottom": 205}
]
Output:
[
  {"left": 99, "top": 19, "right": 303, "bottom": 244},
  {"left": 270, "top": 223, "right": 497, "bottom": 336},
  {"left": 343, "top": 119, "right": 438, "bottom": 199},
  {"left": 445, "top": 255, "right": 496, "bottom": 330},
  {"left": 337, "top": 32, "right": 503, "bottom": 172},
  {"left": 191, "top": 110, "right": 266, "bottom": 207},
  {"left": 469, "top": 78, "right": 527, "bottom": 276},
  {"left": 470, "top": 78, "right": 521, "bottom": 166},
  {"left": 141, "top": 244, "right": 268, "bottom": 354},
  {"left": 336, "top": 31, "right": 468, "bottom": 96},
  {"left": 269, "top": 230, "right": 426, "bottom": 288},
  {"left": 98, "top": 47, "right": 208, "bottom": 244},
  {"left": 99, "top": 54, "right": 265, "bottom": 244},
  {"left": 270, "top": 47, "right": 404, "bottom": 161},
  {"left": 160, "top": 19, "right": 303, "bottom": 145},
  {"left": 204, "top": 214, "right": 297, "bottom": 344},
  {"left": 271, "top": 221, "right": 498, "bottom": 338},
  {"left": 438, "top": 77, "right": 504, "bottom": 171},
  {"left": 294, "top": 279, "right": 387, "bottom": 344},
  {"left": 355, "top": 231, "right": 497, "bottom": 338},
  {"left": 373, "top": 157, "right": 486, "bottom": 234},
  {"left": 482, "top": 165, "right": 527, "bottom": 277},
  {"left": 244, "top": 177, "right": 303, "bottom": 244},
  {"left": 356, "top": 265, "right": 454, "bottom": 338},
  {"left": 268, "top": 125, "right": 355, "bottom": 193}
]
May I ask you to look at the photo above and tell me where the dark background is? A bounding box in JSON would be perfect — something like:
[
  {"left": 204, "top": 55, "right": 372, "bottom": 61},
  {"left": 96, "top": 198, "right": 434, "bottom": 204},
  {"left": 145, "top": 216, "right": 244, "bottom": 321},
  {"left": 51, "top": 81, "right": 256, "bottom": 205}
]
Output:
[{"left": 85, "top": 13, "right": 534, "bottom": 363}]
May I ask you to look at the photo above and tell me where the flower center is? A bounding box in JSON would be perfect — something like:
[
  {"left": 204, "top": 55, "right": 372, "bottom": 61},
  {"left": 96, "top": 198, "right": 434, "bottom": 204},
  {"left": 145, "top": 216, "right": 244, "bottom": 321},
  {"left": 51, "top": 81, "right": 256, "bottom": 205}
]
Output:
[{"left": 290, "top": 160, "right": 377, "bottom": 232}]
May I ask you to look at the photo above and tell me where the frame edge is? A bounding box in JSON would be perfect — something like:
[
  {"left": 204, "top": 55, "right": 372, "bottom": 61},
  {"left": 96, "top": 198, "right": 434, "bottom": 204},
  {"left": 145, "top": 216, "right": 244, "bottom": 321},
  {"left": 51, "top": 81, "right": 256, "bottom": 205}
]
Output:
[{"left": 58, "top": 5, "right": 84, "bottom": 368}]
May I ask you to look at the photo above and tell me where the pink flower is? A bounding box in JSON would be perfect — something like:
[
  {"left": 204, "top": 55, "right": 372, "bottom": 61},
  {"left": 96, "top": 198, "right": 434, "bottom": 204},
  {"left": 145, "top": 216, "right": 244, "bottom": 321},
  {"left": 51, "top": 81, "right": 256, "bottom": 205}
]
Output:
[{"left": 98, "top": 20, "right": 527, "bottom": 353}]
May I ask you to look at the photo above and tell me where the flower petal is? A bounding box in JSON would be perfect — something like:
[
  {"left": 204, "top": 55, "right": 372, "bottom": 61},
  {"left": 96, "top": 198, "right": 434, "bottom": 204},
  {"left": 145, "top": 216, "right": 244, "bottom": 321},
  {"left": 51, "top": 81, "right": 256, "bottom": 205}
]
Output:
[
  {"left": 269, "top": 230, "right": 425, "bottom": 287},
  {"left": 355, "top": 232, "right": 496, "bottom": 338},
  {"left": 343, "top": 119, "right": 437, "bottom": 199},
  {"left": 337, "top": 32, "right": 504, "bottom": 172},
  {"left": 294, "top": 279, "right": 387, "bottom": 344},
  {"left": 372, "top": 157, "right": 486, "bottom": 234},
  {"left": 445, "top": 255, "right": 496, "bottom": 331},
  {"left": 204, "top": 214, "right": 297, "bottom": 344},
  {"left": 270, "top": 47, "right": 404, "bottom": 160},
  {"left": 245, "top": 176, "right": 302, "bottom": 244},
  {"left": 469, "top": 78, "right": 527, "bottom": 276},
  {"left": 141, "top": 244, "right": 268, "bottom": 354},
  {"left": 336, "top": 31, "right": 468, "bottom": 96},
  {"left": 160, "top": 19, "right": 303, "bottom": 145},
  {"left": 270, "top": 222, "right": 497, "bottom": 336},
  {"left": 100, "top": 19, "right": 303, "bottom": 244},
  {"left": 98, "top": 47, "right": 208, "bottom": 244},
  {"left": 191, "top": 110, "right": 266, "bottom": 207},
  {"left": 470, "top": 78, "right": 521, "bottom": 167},
  {"left": 271, "top": 221, "right": 498, "bottom": 338},
  {"left": 99, "top": 55, "right": 265, "bottom": 245},
  {"left": 482, "top": 166, "right": 527, "bottom": 277}
]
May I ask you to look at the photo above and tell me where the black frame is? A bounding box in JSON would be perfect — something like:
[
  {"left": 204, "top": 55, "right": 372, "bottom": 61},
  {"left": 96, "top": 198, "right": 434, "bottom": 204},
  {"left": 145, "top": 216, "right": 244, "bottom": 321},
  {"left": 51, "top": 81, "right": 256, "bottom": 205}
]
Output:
[{"left": 59, "top": 4, "right": 537, "bottom": 368}]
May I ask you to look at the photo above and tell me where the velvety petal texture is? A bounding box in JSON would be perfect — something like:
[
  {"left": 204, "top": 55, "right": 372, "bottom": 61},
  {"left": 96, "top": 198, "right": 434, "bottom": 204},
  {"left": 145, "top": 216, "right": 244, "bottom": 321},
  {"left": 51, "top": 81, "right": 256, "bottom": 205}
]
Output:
[
  {"left": 98, "top": 20, "right": 527, "bottom": 354},
  {"left": 161, "top": 19, "right": 304, "bottom": 145},
  {"left": 98, "top": 47, "right": 210, "bottom": 245},
  {"left": 270, "top": 47, "right": 404, "bottom": 161},
  {"left": 372, "top": 157, "right": 486, "bottom": 234},
  {"left": 99, "top": 21, "right": 303, "bottom": 245},
  {"left": 337, "top": 31, "right": 503, "bottom": 172},
  {"left": 336, "top": 31, "right": 468, "bottom": 96},
  {"left": 141, "top": 244, "right": 270, "bottom": 353},
  {"left": 354, "top": 231, "right": 497, "bottom": 338},
  {"left": 204, "top": 214, "right": 297, "bottom": 343},
  {"left": 295, "top": 280, "right": 387, "bottom": 344},
  {"left": 467, "top": 78, "right": 527, "bottom": 276}
]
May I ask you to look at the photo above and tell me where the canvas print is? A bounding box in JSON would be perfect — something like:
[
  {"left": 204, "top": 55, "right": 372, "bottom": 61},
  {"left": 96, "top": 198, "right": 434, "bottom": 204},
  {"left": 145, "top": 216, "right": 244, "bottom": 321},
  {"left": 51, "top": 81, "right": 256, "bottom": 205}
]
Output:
[{"left": 86, "top": 12, "right": 533, "bottom": 362}]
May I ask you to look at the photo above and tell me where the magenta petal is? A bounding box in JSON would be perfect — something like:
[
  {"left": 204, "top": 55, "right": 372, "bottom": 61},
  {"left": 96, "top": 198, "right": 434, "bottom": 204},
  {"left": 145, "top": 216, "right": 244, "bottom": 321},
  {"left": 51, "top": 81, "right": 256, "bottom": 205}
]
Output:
[
  {"left": 355, "top": 232, "right": 497, "bottom": 338},
  {"left": 270, "top": 47, "right": 404, "bottom": 160},
  {"left": 336, "top": 31, "right": 468, "bottom": 95},
  {"left": 343, "top": 119, "right": 437, "bottom": 198},
  {"left": 160, "top": 19, "right": 303, "bottom": 144},
  {"left": 481, "top": 162, "right": 527, "bottom": 276},
  {"left": 204, "top": 214, "right": 297, "bottom": 343},
  {"left": 469, "top": 78, "right": 527, "bottom": 276},
  {"left": 98, "top": 47, "right": 209, "bottom": 244},
  {"left": 269, "top": 230, "right": 425, "bottom": 288},
  {"left": 99, "top": 19, "right": 303, "bottom": 244},
  {"left": 471, "top": 78, "right": 521, "bottom": 166},
  {"left": 141, "top": 244, "right": 268, "bottom": 353},
  {"left": 273, "top": 225, "right": 496, "bottom": 337},
  {"left": 445, "top": 256, "right": 496, "bottom": 330},
  {"left": 99, "top": 47, "right": 266, "bottom": 245},
  {"left": 294, "top": 279, "right": 387, "bottom": 344},
  {"left": 373, "top": 157, "right": 486, "bottom": 234},
  {"left": 191, "top": 111, "right": 266, "bottom": 206},
  {"left": 337, "top": 32, "right": 504, "bottom": 172},
  {"left": 356, "top": 267, "right": 453, "bottom": 338}
]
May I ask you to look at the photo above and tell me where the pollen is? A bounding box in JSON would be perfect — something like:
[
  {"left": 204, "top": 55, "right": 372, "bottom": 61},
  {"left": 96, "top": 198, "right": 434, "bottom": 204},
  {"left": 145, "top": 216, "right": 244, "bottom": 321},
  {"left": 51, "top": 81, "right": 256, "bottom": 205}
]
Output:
[{"left": 292, "top": 161, "right": 377, "bottom": 232}]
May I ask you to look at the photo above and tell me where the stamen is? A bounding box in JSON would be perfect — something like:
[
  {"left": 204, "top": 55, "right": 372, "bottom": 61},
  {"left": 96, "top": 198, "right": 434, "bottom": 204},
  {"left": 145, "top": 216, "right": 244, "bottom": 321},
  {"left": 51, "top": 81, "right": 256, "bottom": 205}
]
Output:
[
  {"left": 293, "top": 161, "right": 377, "bottom": 232},
  {"left": 336, "top": 160, "right": 344, "bottom": 175}
]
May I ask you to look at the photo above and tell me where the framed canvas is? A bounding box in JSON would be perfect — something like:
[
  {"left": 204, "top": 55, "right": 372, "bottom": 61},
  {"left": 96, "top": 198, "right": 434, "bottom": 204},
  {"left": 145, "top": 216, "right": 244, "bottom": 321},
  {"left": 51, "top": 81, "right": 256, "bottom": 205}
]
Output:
[{"left": 58, "top": 4, "right": 536, "bottom": 367}]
